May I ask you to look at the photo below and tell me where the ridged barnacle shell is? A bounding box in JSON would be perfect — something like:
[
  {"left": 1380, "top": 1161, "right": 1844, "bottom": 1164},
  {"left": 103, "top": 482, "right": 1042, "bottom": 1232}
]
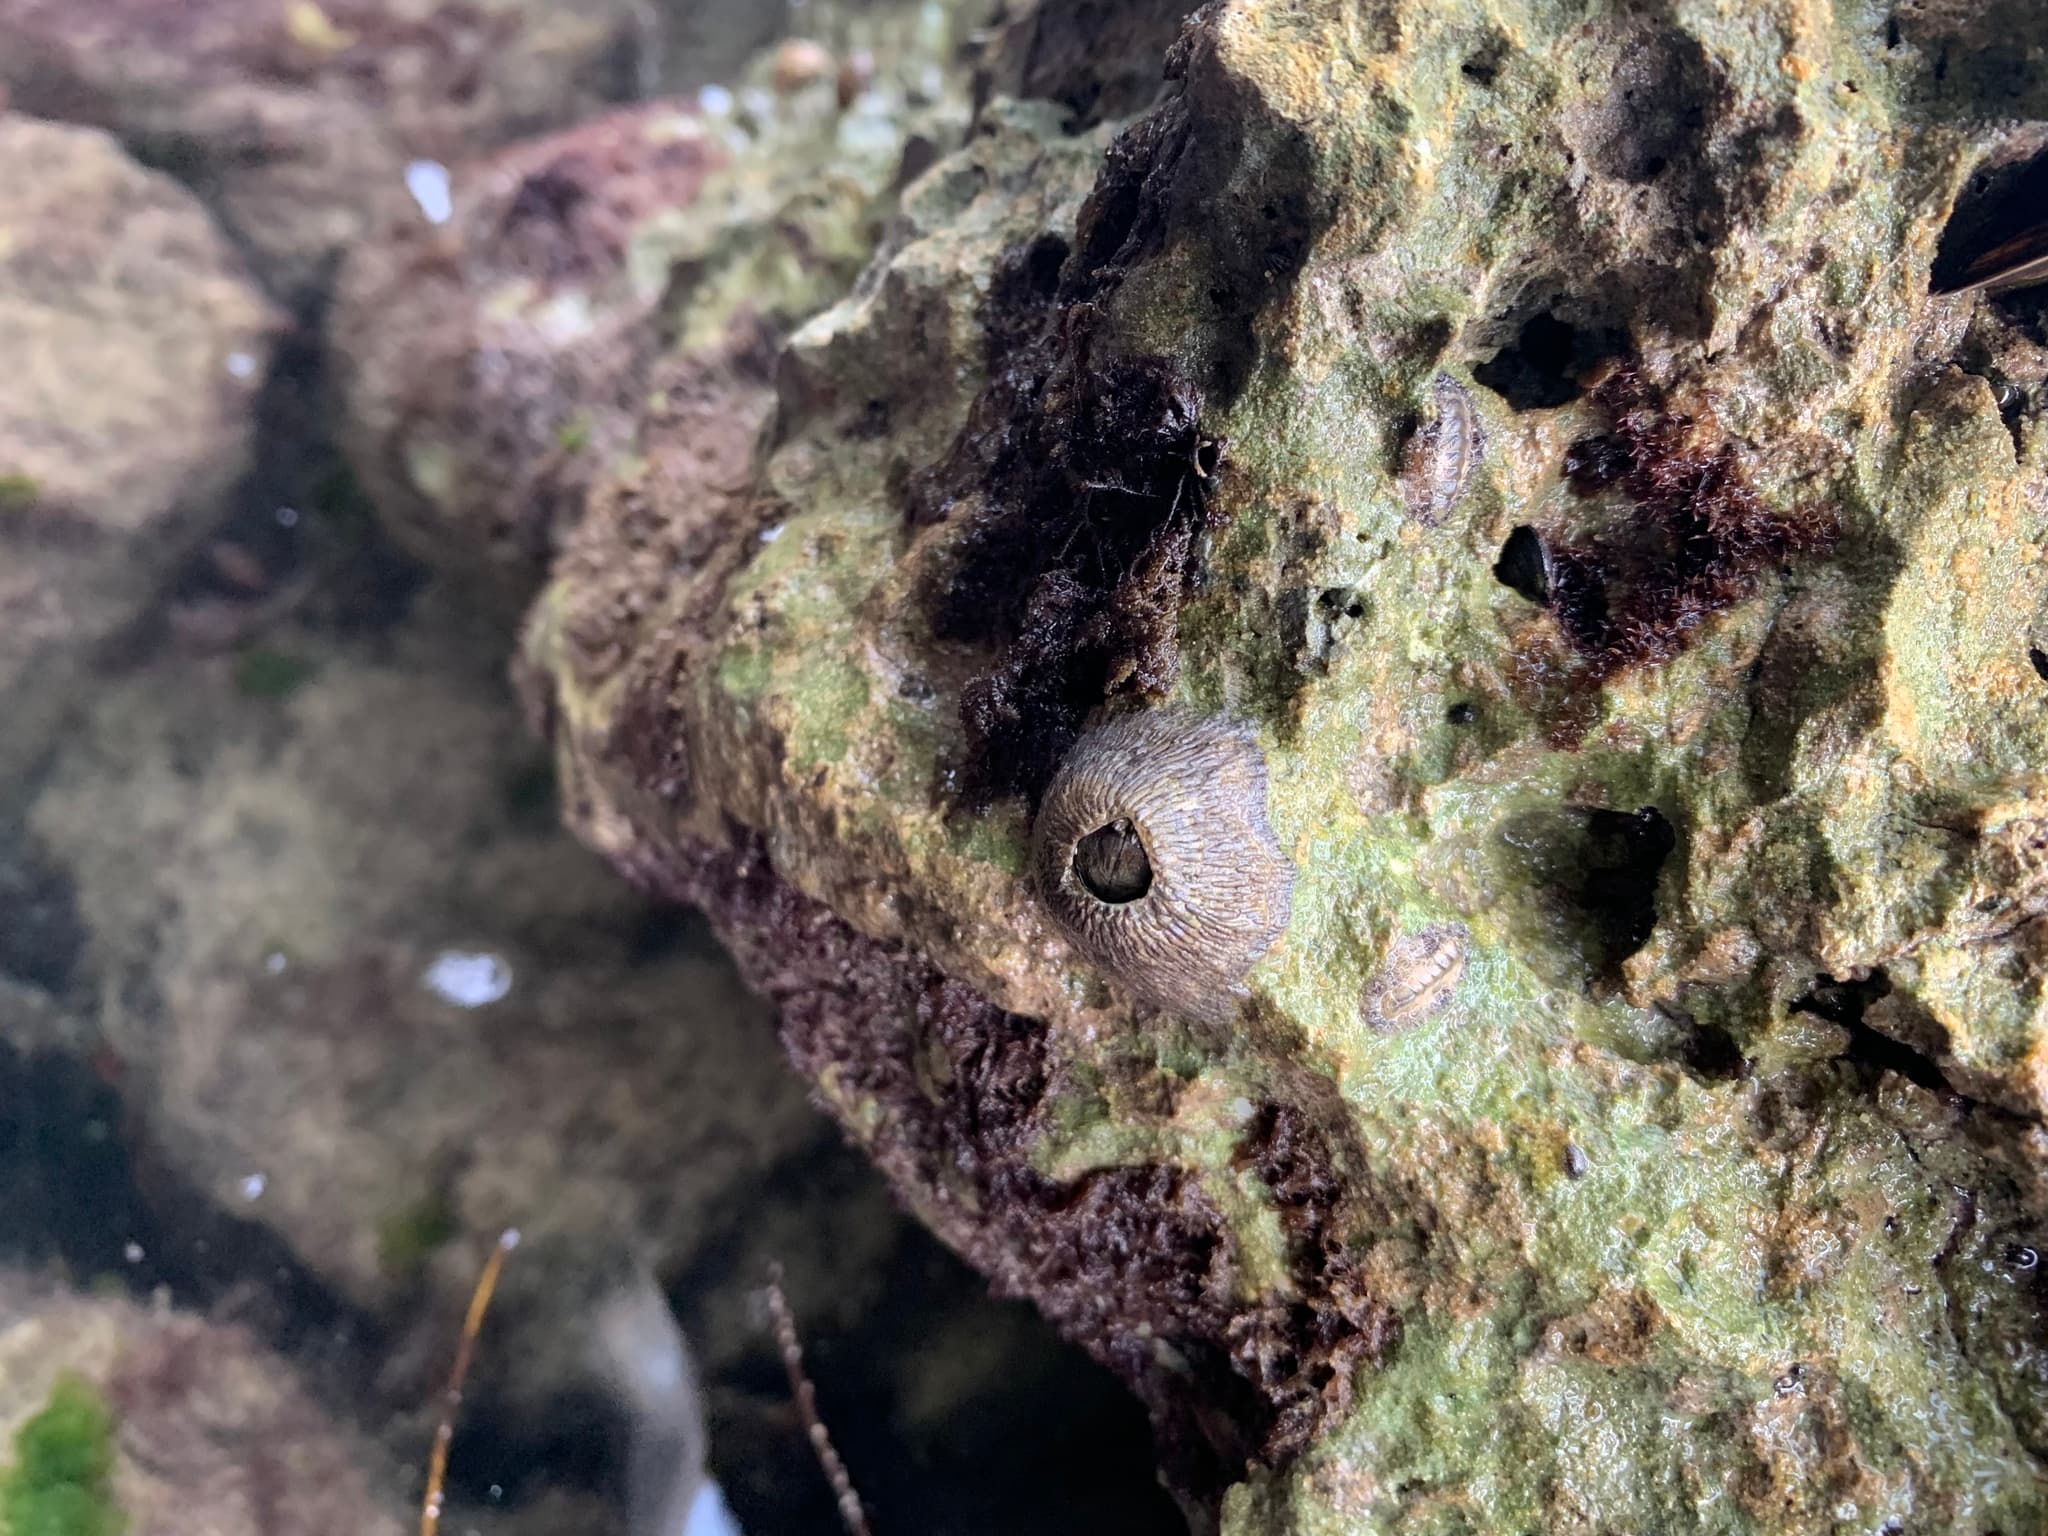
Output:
[
  {"left": 1364, "top": 925, "right": 1467, "bottom": 1030},
  {"left": 1031, "top": 709, "right": 1294, "bottom": 1025},
  {"left": 1400, "top": 373, "right": 1481, "bottom": 526}
]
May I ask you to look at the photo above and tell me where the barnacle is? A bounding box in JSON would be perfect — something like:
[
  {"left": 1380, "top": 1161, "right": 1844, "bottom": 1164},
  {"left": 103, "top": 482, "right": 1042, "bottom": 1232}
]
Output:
[{"left": 1030, "top": 709, "right": 1293, "bottom": 1024}]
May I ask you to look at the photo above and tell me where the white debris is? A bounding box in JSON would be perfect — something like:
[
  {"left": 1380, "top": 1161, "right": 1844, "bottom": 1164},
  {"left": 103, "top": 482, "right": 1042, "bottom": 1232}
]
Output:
[
  {"left": 405, "top": 159, "right": 455, "bottom": 225},
  {"left": 422, "top": 949, "right": 514, "bottom": 1008}
]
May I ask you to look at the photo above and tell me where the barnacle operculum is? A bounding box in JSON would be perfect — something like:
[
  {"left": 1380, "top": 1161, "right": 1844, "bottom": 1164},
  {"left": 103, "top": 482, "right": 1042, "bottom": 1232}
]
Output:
[{"left": 1030, "top": 710, "right": 1294, "bottom": 1025}]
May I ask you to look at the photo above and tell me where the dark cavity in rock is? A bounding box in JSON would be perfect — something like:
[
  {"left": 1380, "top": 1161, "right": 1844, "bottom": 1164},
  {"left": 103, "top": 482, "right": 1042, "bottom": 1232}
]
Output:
[
  {"left": 1794, "top": 970, "right": 1963, "bottom": 1099},
  {"left": 1493, "top": 524, "right": 1552, "bottom": 604},
  {"left": 1934, "top": 143, "right": 2048, "bottom": 296},
  {"left": 1577, "top": 805, "right": 1677, "bottom": 972},
  {"left": 1472, "top": 311, "right": 1625, "bottom": 410}
]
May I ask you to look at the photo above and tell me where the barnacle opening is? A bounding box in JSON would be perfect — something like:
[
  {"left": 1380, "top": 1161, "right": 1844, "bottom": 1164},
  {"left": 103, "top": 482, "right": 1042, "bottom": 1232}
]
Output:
[{"left": 1074, "top": 820, "right": 1153, "bottom": 904}]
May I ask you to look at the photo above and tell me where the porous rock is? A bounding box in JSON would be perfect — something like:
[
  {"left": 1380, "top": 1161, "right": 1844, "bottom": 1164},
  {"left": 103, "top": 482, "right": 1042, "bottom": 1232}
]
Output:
[
  {"left": 518, "top": 0, "right": 2048, "bottom": 1528},
  {"left": 0, "top": 114, "right": 275, "bottom": 804}
]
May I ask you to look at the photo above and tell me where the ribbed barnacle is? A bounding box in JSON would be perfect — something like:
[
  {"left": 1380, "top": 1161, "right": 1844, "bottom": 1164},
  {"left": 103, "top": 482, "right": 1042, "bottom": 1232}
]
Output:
[
  {"left": 1031, "top": 709, "right": 1294, "bottom": 1025},
  {"left": 1400, "top": 373, "right": 1482, "bottom": 526}
]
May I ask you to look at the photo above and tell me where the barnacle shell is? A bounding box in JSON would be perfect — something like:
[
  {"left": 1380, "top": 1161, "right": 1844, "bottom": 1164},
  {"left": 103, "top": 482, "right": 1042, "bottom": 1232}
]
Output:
[
  {"left": 1400, "top": 373, "right": 1481, "bottom": 526},
  {"left": 1031, "top": 710, "right": 1294, "bottom": 1025},
  {"left": 1364, "top": 925, "right": 1467, "bottom": 1030}
]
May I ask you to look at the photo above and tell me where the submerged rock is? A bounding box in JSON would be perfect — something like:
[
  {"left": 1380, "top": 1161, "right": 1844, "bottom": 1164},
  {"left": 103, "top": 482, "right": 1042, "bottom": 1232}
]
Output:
[
  {"left": 332, "top": 9, "right": 971, "bottom": 599},
  {"left": 0, "top": 0, "right": 657, "bottom": 302},
  {"left": 518, "top": 0, "right": 2048, "bottom": 1528},
  {"left": 0, "top": 115, "right": 276, "bottom": 805},
  {"left": 0, "top": 1273, "right": 406, "bottom": 1536}
]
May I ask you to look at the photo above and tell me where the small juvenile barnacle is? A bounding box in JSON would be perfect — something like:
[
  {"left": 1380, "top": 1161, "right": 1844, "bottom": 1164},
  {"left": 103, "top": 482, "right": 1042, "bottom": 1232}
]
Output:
[
  {"left": 1031, "top": 710, "right": 1294, "bottom": 1025},
  {"left": 1364, "top": 925, "right": 1467, "bottom": 1030},
  {"left": 1400, "top": 373, "right": 1482, "bottom": 526}
]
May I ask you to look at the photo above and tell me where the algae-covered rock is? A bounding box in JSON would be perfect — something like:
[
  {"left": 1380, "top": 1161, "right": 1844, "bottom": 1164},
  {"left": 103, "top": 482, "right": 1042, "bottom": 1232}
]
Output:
[
  {"left": 520, "top": 0, "right": 2048, "bottom": 1528},
  {"left": 0, "top": 114, "right": 276, "bottom": 803},
  {"left": 0, "top": 1273, "right": 407, "bottom": 1536},
  {"left": 332, "top": 10, "right": 971, "bottom": 597}
]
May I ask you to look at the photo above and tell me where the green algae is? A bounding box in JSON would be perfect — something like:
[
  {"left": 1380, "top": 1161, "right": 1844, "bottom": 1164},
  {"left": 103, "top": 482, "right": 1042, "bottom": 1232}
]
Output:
[
  {"left": 0, "top": 475, "right": 37, "bottom": 515},
  {"left": 233, "top": 648, "right": 316, "bottom": 701},
  {"left": 376, "top": 1191, "right": 457, "bottom": 1280},
  {"left": 1, "top": 1376, "right": 123, "bottom": 1536}
]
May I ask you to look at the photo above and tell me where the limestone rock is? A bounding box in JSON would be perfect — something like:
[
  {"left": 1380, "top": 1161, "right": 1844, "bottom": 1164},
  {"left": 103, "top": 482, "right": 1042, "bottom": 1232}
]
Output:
[
  {"left": 0, "top": 115, "right": 275, "bottom": 803},
  {"left": 520, "top": 1, "right": 2048, "bottom": 1529}
]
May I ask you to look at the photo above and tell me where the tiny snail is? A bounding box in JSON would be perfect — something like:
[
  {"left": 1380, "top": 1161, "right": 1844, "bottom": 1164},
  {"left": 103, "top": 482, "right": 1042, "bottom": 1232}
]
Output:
[
  {"left": 1400, "top": 374, "right": 1482, "bottom": 527},
  {"left": 1031, "top": 710, "right": 1294, "bottom": 1025},
  {"left": 1364, "top": 925, "right": 1467, "bottom": 1030}
]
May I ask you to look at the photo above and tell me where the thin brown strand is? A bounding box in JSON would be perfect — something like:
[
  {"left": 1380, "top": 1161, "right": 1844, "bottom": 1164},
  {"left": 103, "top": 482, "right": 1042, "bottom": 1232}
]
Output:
[
  {"left": 421, "top": 1229, "right": 519, "bottom": 1536},
  {"left": 764, "top": 1263, "right": 872, "bottom": 1536}
]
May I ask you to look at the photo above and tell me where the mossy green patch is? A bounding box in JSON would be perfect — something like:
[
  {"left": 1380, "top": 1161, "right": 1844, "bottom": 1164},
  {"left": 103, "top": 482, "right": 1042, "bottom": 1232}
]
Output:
[
  {"left": 0, "top": 474, "right": 38, "bottom": 515},
  {"left": 554, "top": 412, "right": 593, "bottom": 455},
  {"left": 376, "top": 1191, "right": 458, "bottom": 1280},
  {"left": 233, "top": 648, "right": 316, "bottom": 701},
  {"left": 2, "top": 1375, "right": 123, "bottom": 1536}
]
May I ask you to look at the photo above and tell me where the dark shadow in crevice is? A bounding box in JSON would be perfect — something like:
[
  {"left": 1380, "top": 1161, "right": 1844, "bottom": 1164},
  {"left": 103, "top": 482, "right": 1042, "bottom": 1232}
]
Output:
[
  {"left": 1578, "top": 806, "right": 1677, "bottom": 972},
  {"left": 1932, "top": 142, "right": 2048, "bottom": 296},
  {"left": 1793, "top": 969, "right": 1961, "bottom": 1099},
  {"left": 1471, "top": 312, "right": 1628, "bottom": 411}
]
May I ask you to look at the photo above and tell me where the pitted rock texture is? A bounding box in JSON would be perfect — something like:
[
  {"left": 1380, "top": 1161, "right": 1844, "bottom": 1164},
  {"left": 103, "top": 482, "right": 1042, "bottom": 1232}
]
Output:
[
  {"left": 0, "top": 114, "right": 275, "bottom": 801},
  {"left": 518, "top": 1, "right": 2048, "bottom": 1530}
]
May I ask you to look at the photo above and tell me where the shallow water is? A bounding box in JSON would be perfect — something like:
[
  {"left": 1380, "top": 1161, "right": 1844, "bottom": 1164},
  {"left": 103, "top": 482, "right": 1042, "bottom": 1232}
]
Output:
[{"left": 0, "top": 97, "right": 1181, "bottom": 1536}]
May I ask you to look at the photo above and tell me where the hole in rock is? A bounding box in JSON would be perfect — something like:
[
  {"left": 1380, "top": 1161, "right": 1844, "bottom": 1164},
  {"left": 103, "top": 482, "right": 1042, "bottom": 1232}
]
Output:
[
  {"left": 1932, "top": 144, "right": 2048, "bottom": 295},
  {"left": 1471, "top": 312, "right": 1627, "bottom": 410},
  {"left": 1493, "top": 525, "right": 1551, "bottom": 604},
  {"left": 1577, "top": 807, "right": 1676, "bottom": 970}
]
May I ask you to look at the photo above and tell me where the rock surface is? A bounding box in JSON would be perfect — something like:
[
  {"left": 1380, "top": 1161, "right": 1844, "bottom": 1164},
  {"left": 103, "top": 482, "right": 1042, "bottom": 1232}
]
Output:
[
  {"left": 519, "top": 0, "right": 2048, "bottom": 1530},
  {"left": 0, "top": 1273, "right": 407, "bottom": 1536},
  {"left": 17, "top": 561, "right": 1180, "bottom": 1533},
  {"left": 332, "top": 13, "right": 970, "bottom": 597},
  {"left": 0, "top": 114, "right": 275, "bottom": 804}
]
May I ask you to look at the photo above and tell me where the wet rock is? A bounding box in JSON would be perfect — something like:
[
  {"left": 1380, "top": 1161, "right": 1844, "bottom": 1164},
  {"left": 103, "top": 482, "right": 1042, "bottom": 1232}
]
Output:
[
  {"left": 0, "top": 0, "right": 657, "bottom": 302},
  {"left": 0, "top": 115, "right": 276, "bottom": 804},
  {"left": 29, "top": 589, "right": 814, "bottom": 1329},
  {"left": 23, "top": 574, "right": 1182, "bottom": 1533},
  {"left": 972, "top": 0, "right": 1196, "bottom": 127},
  {"left": 516, "top": 1, "right": 2048, "bottom": 1528},
  {"left": 332, "top": 17, "right": 970, "bottom": 599},
  {"left": 0, "top": 1272, "right": 407, "bottom": 1536}
]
